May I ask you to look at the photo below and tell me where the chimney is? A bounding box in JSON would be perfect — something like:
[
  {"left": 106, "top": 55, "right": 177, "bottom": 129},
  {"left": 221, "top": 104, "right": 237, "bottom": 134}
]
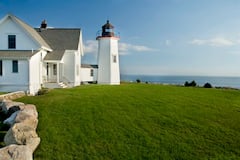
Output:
[{"left": 40, "top": 20, "right": 47, "bottom": 29}]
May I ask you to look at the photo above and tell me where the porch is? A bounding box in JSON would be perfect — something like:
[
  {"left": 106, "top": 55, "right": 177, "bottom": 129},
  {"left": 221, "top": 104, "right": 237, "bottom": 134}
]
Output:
[{"left": 42, "top": 62, "right": 70, "bottom": 88}]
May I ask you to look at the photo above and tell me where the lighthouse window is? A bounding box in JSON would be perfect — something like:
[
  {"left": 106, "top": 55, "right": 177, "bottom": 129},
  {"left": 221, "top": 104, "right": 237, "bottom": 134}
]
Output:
[{"left": 113, "top": 55, "right": 117, "bottom": 63}]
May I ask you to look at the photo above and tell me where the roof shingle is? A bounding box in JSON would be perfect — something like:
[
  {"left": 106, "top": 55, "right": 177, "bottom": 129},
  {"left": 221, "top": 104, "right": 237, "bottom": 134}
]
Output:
[
  {"left": 0, "top": 50, "right": 39, "bottom": 59},
  {"left": 36, "top": 28, "right": 80, "bottom": 61}
]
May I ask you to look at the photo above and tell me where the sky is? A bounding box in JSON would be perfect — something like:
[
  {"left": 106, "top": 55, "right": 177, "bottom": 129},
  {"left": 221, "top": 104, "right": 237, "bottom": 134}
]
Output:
[{"left": 1, "top": 0, "right": 240, "bottom": 76}]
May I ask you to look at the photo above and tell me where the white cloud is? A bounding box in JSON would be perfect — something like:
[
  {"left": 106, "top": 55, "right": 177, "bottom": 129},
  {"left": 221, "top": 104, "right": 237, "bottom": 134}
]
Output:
[
  {"left": 190, "top": 37, "right": 235, "bottom": 47},
  {"left": 83, "top": 40, "right": 156, "bottom": 55},
  {"left": 119, "top": 43, "right": 156, "bottom": 55},
  {"left": 83, "top": 40, "right": 98, "bottom": 54}
]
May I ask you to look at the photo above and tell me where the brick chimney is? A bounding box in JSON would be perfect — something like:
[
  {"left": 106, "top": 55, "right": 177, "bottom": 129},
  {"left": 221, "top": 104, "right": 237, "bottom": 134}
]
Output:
[{"left": 40, "top": 20, "right": 47, "bottom": 29}]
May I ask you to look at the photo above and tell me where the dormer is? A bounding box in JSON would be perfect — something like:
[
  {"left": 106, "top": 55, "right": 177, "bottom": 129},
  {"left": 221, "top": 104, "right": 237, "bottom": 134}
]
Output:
[{"left": 0, "top": 14, "right": 52, "bottom": 51}]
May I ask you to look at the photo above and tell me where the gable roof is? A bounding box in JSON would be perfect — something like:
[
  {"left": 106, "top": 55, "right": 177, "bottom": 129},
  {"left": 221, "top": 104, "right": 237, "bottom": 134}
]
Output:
[
  {"left": 36, "top": 28, "right": 81, "bottom": 61},
  {"left": 1, "top": 14, "right": 52, "bottom": 51}
]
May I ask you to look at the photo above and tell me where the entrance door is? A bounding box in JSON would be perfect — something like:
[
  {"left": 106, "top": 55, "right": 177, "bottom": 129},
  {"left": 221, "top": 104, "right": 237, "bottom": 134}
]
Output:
[{"left": 46, "top": 63, "right": 57, "bottom": 82}]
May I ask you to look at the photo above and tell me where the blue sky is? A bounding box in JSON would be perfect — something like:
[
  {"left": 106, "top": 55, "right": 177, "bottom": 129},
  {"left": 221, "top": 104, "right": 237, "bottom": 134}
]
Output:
[{"left": 1, "top": 0, "right": 240, "bottom": 76}]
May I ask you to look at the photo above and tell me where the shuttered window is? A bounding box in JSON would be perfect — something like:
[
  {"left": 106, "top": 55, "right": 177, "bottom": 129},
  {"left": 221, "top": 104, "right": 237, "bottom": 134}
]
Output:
[
  {"left": 8, "top": 35, "right": 16, "bottom": 49},
  {"left": 12, "top": 60, "right": 18, "bottom": 73}
]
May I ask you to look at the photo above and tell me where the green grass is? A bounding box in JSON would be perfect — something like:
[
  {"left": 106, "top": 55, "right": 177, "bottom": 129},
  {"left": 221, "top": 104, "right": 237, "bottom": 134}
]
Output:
[{"left": 17, "top": 84, "right": 240, "bottom": 160}]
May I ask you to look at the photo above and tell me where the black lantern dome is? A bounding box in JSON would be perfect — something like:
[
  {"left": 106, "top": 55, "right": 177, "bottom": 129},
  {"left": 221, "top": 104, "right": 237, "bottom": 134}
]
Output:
[{"left": 101, "top": 20, "right": 114, "bottom": 37}]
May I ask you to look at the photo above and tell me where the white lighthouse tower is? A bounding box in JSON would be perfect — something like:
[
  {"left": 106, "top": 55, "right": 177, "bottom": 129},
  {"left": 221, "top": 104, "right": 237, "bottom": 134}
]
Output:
[{"left": 96, "top": 20, "right": 120, "bottom": 85}]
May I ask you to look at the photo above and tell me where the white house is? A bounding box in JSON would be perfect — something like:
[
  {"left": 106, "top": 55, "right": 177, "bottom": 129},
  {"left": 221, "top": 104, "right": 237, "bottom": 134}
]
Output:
[
  {"left": 0, "top": 14, "right": 120, "bottom": 95},
  {"left": 0, "top": 14, "right": 82, "bottom": 95}
]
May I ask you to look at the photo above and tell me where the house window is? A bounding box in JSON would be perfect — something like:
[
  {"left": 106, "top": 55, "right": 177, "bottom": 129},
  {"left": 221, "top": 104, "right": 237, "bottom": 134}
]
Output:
[
  {"left": 12, "top": 60, "right": 18, "bottom": 73},
  {"left": 113, "top": 55, "right": 117, "bottom": 63},
  {"left": 53, "top": 64, "right": 57, "bottom": 75},
  {"left": 90, "top": 69, "right": 94, "bottom": 77},
  {"left": 8, "top": 35, "right": 16, "bottom": 49},
  {"left": 0, "top": 60, "right": 2, "bottom": 76}
]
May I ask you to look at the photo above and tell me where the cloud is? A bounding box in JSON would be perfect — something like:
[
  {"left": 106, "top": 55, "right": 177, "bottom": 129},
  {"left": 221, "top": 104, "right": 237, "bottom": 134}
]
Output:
[
  {"left": 190, "top": 37, "right": 235, "bottom": 47},
  {"left": 83, "top": 40, "right": 98, "bottom": 54},
  {"left": 118, "top": 43, "right": 156, "bottom": 55},
  {"left": 83, "top": 40, "right": 156, "bottom": 55}
]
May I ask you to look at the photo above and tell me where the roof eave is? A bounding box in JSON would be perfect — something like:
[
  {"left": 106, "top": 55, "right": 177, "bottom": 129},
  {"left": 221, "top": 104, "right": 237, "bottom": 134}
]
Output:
[{"left": 41, "top": 46, "right": 52, "bottom": 52}]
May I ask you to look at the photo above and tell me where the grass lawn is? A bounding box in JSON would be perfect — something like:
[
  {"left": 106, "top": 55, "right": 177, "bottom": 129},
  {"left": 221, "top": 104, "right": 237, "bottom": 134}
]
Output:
[{"left": 18, "top": 84, "right": 240, "bottom": 160}]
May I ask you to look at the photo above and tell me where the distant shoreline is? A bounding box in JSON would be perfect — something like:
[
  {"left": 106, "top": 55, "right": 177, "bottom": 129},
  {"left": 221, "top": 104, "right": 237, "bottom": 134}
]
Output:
[{"left": 120, "top": 74, "right": 240, "bottom": 89}]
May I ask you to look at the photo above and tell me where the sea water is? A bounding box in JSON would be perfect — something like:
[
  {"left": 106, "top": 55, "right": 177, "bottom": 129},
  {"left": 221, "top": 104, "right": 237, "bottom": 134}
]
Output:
[{"left": 120, "top": 75, "right": 240, "bottom": 89}]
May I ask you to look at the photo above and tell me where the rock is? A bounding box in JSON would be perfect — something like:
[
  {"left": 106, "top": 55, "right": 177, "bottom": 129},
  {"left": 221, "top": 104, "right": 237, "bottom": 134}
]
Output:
[
  {"left": 3, "top": 111, "right": 19, "bottom": 126},
  {"left": 15, "top": 111, "right": 38, "bottom": 130},
  {"left": 4, "top": 123, "right": 38, "bottom": 146},
  {"left": 0, "top": 100, "right": 24, "bottom": 114},
  {"left": 26, "top": 137, "right": 41, "bottom": 153},
  {"left": 0, "top": 144, "right": 32, "bottom": 160},
  {"left": 0, "top": 98, "right": 39, "bottom": 159},
  {"left": 19, "top": 104, "right": 38, "bottom": 118},
  {"left": 0, "top": 91, "right": 26, "bottom": 101},
  {"left": 7, "top": 106, "right": 20, "bottom": 117}
]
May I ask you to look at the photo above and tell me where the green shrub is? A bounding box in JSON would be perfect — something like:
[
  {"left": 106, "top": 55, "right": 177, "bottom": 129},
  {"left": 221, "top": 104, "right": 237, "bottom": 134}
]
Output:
[
  {"left": 204, "top": 82, "right": 212, "bottom": 88},
  {"left": 37, "top": 88, "right": 49, "bottom": 95},
  {"left": 184, "top": 80, "right": 197, "bottom": 87}
]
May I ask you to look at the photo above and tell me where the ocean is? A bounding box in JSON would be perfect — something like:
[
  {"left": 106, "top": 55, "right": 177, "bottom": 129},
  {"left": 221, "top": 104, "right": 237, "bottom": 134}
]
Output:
[{"left": 120, "top": 75, "right": 240, "bottom": 89}]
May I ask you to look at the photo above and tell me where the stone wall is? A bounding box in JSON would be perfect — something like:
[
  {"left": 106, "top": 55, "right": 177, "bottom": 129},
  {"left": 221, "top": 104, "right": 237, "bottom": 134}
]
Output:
[
  {"left": 0, "top": 93, "right": 39, "bottom": 160},
  {"left": 0, "top": 91, "right": 26, "bottom": 100}
]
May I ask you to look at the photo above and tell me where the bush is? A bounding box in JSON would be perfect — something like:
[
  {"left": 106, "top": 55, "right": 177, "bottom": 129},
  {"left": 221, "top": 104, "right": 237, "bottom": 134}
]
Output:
[
  {"left": 184, "top": 81, "right": 189, "bottom": 87},
  {"left": 204, "top": 83, "right": 212, "bottom": 88},
  {"left": 136, "top": 79, "right": 141, "bottom": 83},
  {"left": 37, "top": 88, "right": 49, "bottom": 95},
  {"left": 184, "top": 80, "right": 197, "bottom": 87}
]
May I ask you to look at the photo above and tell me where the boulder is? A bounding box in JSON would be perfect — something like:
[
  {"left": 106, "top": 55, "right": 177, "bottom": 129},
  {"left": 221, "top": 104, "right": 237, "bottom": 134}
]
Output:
[
  {"left": 7, "top": 106, "right": 20, "bottom": 117},
  {"left": 0, "top": 144, "right": 32, "bottom": 160},
  {"left": 4, "top": 123, "right": 38, "bottom": 146},
  {"left": 19, "top": 104, "right": 38, "bottom": 118},
  {"left": 0, "top": 100, "right": 24, "bottom": 114},
  {"left": 3, "top": 111, "right": 19, "bottom": 126},
  {"left": 26, "top": 137, "right": 41, "bottom": 153},
  {"left": 15, "top": 111, "right": 38, "bottom": 130}
]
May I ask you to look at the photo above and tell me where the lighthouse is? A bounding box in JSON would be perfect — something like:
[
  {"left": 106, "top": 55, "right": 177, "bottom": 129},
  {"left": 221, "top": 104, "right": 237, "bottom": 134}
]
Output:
[{"left": 96, "top": 20, "right": 120, "bottom": 85}]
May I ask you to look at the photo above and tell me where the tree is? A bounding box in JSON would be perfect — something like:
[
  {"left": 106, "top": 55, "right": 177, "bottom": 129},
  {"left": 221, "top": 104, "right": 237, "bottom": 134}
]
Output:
[
  {"left": 190, "top": 80, "right": 197, "bottom": 87},
  {"left": 184, "top": 81, "right": 189, "bottom": 87}
]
